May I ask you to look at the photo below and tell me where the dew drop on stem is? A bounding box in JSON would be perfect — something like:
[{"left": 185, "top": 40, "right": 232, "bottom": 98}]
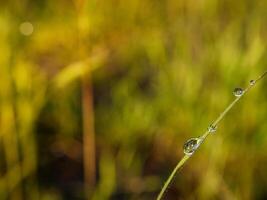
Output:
[
  {"left": 233, "top": 88, "right": 244, "bottom": 97},
  {"left": 183, "top": 138, "right": 201, "bottom": 155},
  {"left": 207, "top": 125, "right": 217, "bottom": 134},
  {"left": 249, "top": 80, "right": 256, "bottom": 86}
]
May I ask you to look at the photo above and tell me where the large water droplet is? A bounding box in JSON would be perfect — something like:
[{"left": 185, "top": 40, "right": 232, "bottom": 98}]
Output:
[
  {"left": 183, "top": 138, "right": 201, "bottom": 155},
  {"left": 249, "top": 80, "right": 255, "bottom": 86},
  {"left": 208, "top": 125, "right": 217, "bottom": 133},
  {"left": 233, "top": 88, "right": 244, "bottom": 97}
]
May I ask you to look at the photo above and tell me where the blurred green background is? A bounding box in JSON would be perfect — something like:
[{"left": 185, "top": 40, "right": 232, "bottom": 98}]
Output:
[{"left": 0, "top": 0, "right": 267, "bottom": 199}]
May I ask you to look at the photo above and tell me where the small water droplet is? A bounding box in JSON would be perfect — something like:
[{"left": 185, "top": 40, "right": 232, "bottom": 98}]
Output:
[
  {"left": 233, "top": 88, "right": 244, "bottom": 97},
  {"left": 249, "top": 80, "right": 255, "bottom": 86},
  {"left": 208, "top": 125, "right": 217, "bottom": 133},
  {"left": 183, "top": 138, "right": 201, "bottom": 155}
]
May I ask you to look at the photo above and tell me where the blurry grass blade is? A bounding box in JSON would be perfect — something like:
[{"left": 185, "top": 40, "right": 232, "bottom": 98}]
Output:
[
  {"left": 54, "top": 50, "right": 107, "bottom": 88},
  {"left": 91, "top": 152, "right": 116, "bottom": 200}
]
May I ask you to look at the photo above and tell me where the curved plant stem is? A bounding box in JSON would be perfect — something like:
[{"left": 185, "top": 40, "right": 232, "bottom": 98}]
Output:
[
  {"left": 156, "top": 155, "right": 190, "bottom": 200},
  {"left": 156, "top": 71, "right": 267, "bottom": 200}
]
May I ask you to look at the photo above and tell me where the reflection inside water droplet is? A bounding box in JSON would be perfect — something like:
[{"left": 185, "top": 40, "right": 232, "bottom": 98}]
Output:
[
  {"left": 233, "top": 88, "right": 244, "bottom": 97},
  {"left": 183, "top": 138, "right": 201, "bottom": 155}
]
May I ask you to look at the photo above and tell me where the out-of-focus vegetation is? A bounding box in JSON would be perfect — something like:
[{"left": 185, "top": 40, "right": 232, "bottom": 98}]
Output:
[{"left": 0, "top": 0, "right": 267, "bottom": 199}]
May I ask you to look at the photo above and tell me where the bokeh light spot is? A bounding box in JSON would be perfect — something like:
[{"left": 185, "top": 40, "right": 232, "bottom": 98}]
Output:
[{"left": 19, "top": 21, "right": 34, "bottom": 36}]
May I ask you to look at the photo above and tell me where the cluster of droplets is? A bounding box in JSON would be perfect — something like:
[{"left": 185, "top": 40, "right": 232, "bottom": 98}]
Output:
[
  {"left": 183, "top": 125, "right": 217, "bottom": 155},
  {"left": 183, "top": 80, "right": 257, "bottom": 156},
  {"left": 233, "top": 79, "right": 256, "bottom": 97}
]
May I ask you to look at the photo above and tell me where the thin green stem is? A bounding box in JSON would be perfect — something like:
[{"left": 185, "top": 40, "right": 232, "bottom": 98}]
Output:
[
  {"left": 156, "top": 71, "right": 267, "bottom": 200},
  {"left": 212, "top": 95, "right": 241, "bottom": 127},
  {"left": 156, "top": 155, "right": 190, "bottom": 200}
]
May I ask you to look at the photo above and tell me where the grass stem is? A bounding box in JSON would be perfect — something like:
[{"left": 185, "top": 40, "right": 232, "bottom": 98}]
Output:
[{"left": 156, "top": 71, "right": 267, "bottom": 200}]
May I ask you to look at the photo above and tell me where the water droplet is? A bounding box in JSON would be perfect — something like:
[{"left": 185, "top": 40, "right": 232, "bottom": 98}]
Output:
[
  {"left": 183, "top": 138, "right": 201, "bottom": 155},
  {"left": 207, "top": 125, "right": 217, "bottom": 133},
  {"left": 233, "top": 88, "right": 244, "bottom": 97},
  {"left": 249, "top": 80, "right": 255, "bottom": 86}
]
